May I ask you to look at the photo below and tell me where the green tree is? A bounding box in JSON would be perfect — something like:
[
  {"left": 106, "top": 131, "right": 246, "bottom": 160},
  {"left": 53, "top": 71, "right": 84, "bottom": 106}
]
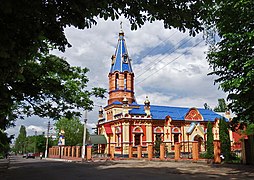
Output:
[
  {"left": 219, "top": 118, "right": 231, "bottom": 161},
  {"left": 154, "top": 134, "right": 162, "bottom": 156},
  {"left": 214, "top": 98, "right": 227, "bottom": 112},
  {"left": 0, "top": 53, "right": 105, "bottom": 151},
  {"left": 14, "top": 125, "right": 27, "bottom": 154},
  {"left": 54, "top": 117, "right": 89, "bottom": 146},
  {"left": 0, "top": 131, "right": 13, "bottom": 158},
  {"left": 36, "top": 135, "right": 47, "bottom": 154},
  {"left": 206, "top": 121, "right": 214, "bottom": 159},
  {"left": 23, "top": 134, "right": 46, "bottom": 154},
  {"left": 204, "top": 103, "right": 212, "bottom": 110},
  {"left": 205, "top": 0, "right": 254, "bottom": 127},
  {"left": 25, "top": 136, "right": 36, "bottom": 153}
]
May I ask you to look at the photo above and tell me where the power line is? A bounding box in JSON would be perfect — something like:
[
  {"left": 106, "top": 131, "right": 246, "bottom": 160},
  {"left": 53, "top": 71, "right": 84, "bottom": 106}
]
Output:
[
  {"left": 134, "top": 31, "right": 178, "bottom": 65},
  {"left": 135, "top": 39, "right": 204, "bottom": 85},
  {"left": 135, "top": 36, "right": 193, "bottom": 79}
]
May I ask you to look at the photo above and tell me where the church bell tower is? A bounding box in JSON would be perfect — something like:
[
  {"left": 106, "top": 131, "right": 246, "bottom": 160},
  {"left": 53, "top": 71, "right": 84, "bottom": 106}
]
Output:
[{"left": 108, "top": 29, "right": 135, "bottom": 105}]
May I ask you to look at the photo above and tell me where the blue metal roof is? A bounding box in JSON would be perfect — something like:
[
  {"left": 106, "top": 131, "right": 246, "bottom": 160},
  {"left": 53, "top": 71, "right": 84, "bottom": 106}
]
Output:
[
  {"left": 110, "top": 32, "right": 133, "bottom": 73},
  {"left": 129, "top": 104, "right": 226, "bottom": 122}
]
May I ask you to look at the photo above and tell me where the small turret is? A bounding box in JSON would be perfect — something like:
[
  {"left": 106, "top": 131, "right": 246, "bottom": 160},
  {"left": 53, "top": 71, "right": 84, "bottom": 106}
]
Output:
[
  {"left": 99, "top": 106, "right": 104, "bottom": 119},
  {"left": 144, "top": 96, "right": 151, "bottom": 116}
]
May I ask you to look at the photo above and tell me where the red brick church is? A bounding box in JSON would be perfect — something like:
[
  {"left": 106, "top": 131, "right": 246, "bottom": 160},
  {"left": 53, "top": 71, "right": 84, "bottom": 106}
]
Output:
[{"left": 97, "top": 29, "right": 225, "bottom": 157}]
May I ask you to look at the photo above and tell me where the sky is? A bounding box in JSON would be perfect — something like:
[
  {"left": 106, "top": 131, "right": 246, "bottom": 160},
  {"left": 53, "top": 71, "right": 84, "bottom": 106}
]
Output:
[{"left": 6, "top": 18, "right": 226, "bottom": 139}]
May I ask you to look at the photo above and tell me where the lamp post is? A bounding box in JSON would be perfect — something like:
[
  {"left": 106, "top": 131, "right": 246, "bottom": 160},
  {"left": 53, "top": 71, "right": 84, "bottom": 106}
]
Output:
[
  {"left": 82, "top": 110, "right": 87, "bottom": 162},
  {"left": 45, "top": 121, "right": 50, "bottom": 158}
]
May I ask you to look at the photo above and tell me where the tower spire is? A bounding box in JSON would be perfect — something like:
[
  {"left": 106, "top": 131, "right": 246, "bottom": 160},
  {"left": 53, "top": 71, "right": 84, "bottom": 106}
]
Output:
[
  {"left": 108, "top": 29, "right": 135, "bottom": 105},
  {"left": 110, "top": 24, "right": 133, "bottom": 73}
]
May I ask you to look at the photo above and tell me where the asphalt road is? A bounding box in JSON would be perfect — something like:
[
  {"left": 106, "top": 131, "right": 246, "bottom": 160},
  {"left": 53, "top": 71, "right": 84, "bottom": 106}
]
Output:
[{"left": 1, "top": 155, "right": 254, "bottom": 180}]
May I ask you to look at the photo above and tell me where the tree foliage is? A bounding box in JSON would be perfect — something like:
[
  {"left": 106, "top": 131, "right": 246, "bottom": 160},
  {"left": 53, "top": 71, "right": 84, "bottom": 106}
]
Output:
[
  {"left": 219, "top": 118, "right": 231, "bottom": 161},
  {"left": 205, "top": 0, "right": 254, "bottom": 127},
  {"left": 14, "top": 125, "right": 27, "bottom": 154},
  {"left": 214, "top": 98, "right": 227, "bottom": 112},
  {"left": 204, "top": 103, "right": 212, "bottom": 110},
  {"left": 54, "top": 117, "right": 89, "bottom": 146},
  {"left": 0, "top": 131, "right": 13, "bottom": 158},
  {"left": 154, "top": 134, "right": 162, "bottom": 156},
  {"left": 13, "top": 130, "right": 46, "bottom": 154},
  {"left": 206, "top": 121, "right": 214, "bottom": 159}
]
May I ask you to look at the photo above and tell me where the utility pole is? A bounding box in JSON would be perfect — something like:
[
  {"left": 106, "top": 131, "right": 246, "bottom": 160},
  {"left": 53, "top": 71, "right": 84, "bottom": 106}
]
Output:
[
  {"left": 34, "top": 130, "right": 37, "bottom": 154},
  {"left": 45, "top": 121, "right": 50, "bottom": 158},
  {"left": 82, "top": 110, "right": 87, "bottom": 162}
]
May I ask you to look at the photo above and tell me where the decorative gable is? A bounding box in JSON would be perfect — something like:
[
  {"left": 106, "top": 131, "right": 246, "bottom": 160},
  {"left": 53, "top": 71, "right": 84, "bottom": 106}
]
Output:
[{"left": 185, "top": 108, "right": 203, "bottom": 121}]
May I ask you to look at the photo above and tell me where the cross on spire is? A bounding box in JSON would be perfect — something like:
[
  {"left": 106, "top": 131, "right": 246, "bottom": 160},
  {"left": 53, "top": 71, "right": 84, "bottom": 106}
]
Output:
[{"left": 120, "top": 21, "right": 123, "bottom": 31}]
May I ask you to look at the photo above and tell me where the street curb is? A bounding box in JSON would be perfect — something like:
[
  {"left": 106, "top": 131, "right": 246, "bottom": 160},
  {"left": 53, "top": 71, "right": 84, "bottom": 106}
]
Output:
[{"left": 45, "top": 158, "right": 74, "bottom": 162}]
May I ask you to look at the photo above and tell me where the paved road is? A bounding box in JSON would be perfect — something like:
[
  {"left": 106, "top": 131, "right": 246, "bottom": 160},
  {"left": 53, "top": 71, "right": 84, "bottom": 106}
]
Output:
[{"left": 1, "top": 156, "right": 254, "bottom": 180}]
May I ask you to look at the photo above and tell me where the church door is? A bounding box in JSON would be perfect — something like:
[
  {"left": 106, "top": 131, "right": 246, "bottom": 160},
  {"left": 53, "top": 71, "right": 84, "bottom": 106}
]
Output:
[{"left": 194, "top": 135, "right": 203, "bottom": 152}]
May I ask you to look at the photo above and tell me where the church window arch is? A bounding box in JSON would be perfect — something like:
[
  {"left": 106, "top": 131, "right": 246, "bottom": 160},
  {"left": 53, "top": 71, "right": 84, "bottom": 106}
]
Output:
[
  {"left": 115, "top": 73, "right": 119, "bottom": 89},
  {"left": 172, "top": 127, "right": 181, "bottom": 144},
  {"left": 115, "top": 127, "right": 121, "bottom": 147},
  {"left": 132, "top": 126, "right": 143, "bottom": 146},
  {"left": 124, "top": 73, "right": 127, "bottom": 90},
  {"left": 133, "top": 126, "right": 143, "bottom": 133},
  {"left": 154, "top": 126, "right": 163, "bottom": 134},
  {"left": 115, "top": 127, "right": 121, "bottom": 134}
]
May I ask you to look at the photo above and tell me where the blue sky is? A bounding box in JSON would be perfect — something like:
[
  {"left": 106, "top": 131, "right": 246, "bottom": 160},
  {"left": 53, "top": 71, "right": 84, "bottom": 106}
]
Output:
[{"left": 6, "top": 18, "right": 226, "bottom": 139}]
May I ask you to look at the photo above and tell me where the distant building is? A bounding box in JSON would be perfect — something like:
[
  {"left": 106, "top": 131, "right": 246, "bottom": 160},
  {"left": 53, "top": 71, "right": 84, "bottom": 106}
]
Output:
[{"left": 97, "top": 29, "right": 226, "bottom": 157}]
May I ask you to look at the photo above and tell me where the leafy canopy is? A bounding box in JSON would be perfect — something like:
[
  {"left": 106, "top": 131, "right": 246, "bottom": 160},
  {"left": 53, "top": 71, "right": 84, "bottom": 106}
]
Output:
[
  {"left": 54, "top": 117, "right": 89, "bottom": 146},
  {"left": 14, "top": 125, "right": 27, "bottom": 154},
  {"left": 206, "top": 121, "right": 214, "bottom": 159},
  {"left": 205, "top": 0, "right": 254, "bottom": 127},
  {"left": 214, "top": 99, "right": 227, "bottom": 112},
  {"left": 219, "top": 118, "right": 231, "bottom": 161}
]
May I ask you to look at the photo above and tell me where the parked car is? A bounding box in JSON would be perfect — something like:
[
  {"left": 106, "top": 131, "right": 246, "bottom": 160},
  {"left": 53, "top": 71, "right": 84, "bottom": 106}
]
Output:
[
  {"left": 22, "top": 154, "right": 27, "bottom": 158},
  {"left": 26, "top": 153, "right": 35, "bottom": 159}
]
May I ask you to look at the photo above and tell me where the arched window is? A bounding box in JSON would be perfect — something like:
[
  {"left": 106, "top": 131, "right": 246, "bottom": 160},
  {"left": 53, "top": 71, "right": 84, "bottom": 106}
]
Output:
[
  {"left": 124, "top": 73, "right": 127, "bottom": 90},
  {"left": 115, "top": 73, "right": 119, "bottom": 89},
  {"left": 172, "top": 127, "right": 181, "bottom": 144},
  {"left": 133, "top": 126, "right": 143, "bottom": 146},
  {"left": 130, "top": 74, "right": 133, "bottom": 91},
  {"left": 115, "top": 127, "right": 121, "bottom": 147}
]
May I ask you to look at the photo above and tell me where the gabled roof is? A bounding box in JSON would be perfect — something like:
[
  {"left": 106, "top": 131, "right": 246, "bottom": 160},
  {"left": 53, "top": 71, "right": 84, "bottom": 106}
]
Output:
[
  {"left": 110, "top": 31, "right": 133, "bottom": 73},
  {"left": 129, "top": 104, "right": 226, "bottom": 122}
]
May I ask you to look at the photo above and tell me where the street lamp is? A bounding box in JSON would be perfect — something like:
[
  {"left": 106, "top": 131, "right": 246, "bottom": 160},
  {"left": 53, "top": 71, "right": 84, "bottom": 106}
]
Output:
[{"left": 82, "top": 110, "right": 87, "bottom": 162}]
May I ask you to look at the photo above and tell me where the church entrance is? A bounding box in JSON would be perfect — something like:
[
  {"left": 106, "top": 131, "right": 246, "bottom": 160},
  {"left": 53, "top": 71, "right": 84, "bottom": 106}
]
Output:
[{"left": 194, "top": 135, "right": 203, "bottom": 152}]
